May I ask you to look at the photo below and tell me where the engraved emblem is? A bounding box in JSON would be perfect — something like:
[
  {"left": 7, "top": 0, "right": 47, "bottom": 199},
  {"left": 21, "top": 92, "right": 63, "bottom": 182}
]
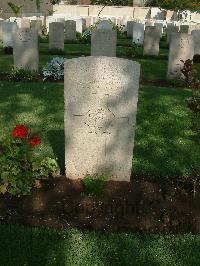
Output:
[{"left": 84, "top": 108, "right": 116, "bottom": 135}]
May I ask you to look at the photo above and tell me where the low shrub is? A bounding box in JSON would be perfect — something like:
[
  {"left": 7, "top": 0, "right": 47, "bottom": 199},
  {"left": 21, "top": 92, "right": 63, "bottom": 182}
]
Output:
[
  {"left": 181, "top": 59, "right": 197, "bottom": 88},
  {"left": 8, "top": 67, "right": 38, "bottom": 82},
  {"left": 82, "top": 175, "right": 107, "bottom": 197},
  {"left": 125, "top": 42, "right": 140, "bottom": 58},
  {"left": 42, "top": 57, "right": 65, "bottom": 81},
  {"left": 0, "top": 125, "right": 58, "bottom": 196}
]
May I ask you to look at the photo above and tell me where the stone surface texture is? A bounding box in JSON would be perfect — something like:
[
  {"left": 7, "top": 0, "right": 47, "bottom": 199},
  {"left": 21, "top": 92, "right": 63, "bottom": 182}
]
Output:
[
  {"left": 167, "top": 33, "right": 194, "bottom": 79},
  {"left": 65, "top": 20, "right": 76, "bottom": 40},
  {"left": 64, "top": 56, "right": 140, "bottom": 181},
  {"left": 2, "top": 21, "right": 18, "bottom": 47},
  {"left": 13, "top": 28, "right": 39, "bottom": 71},
  {"left": 132, "top": 22, "right": 145, "bottom": 44},
  {"left": 192, "top": 30, "right": 200, "bottom": 55},
  {"left": 91, "top": 29, "right": 117, "bottom": 57},
  {"left": 143, "top": 26, "right": 160, "bottom": 56},
  {"left": 49, "top": 22, "right": 64, "bottom": 50}
]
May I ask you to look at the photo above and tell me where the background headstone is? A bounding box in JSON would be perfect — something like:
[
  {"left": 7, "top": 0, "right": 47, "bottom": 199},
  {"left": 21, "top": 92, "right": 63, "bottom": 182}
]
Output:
[
  {"left": 91, "top": 29, "right": 117, "bottom": 57},
  {"left": 65, "top": 20, "right": 76, "bottom": 40},
  {"left": 97, "top": 20, "right": 112, "bottom": 31},
  {"left": 0, "top": 20, "right": 4, "bottom": 41},
  {"left": 143, "top": 26, "right": 160, "bottom": 56},
  {"left": 167, "top": 23, "right": 179, "bottom": 44},
  {"left": 127, "top": 21, "right": 134, "bottom": 37},
  {"left": 49, "top": 22, "right": 64, "bottom": 50},
  {"left": 132, "top": 22, "right": 145, "bottom": 44},
  {"left": 2, "top": 21, "right": 18, "bottom": 47},
  {"left": 64, "top": 56, "right": 140, "bottom": 181},
  {"left": 13, "top": 28, "right": 39, "bottom": 71},
  {"left": 30, "top": 20, "right": 42, "bottom": 36},
  {"left": 167, "top": 33, "right": 194, "bottom": 79},
  {"left": 76, "top": 18, "right": 86, "bottom": 34},
  {"left": 192, "top": 30, "right": 200, "bottom": 55}
]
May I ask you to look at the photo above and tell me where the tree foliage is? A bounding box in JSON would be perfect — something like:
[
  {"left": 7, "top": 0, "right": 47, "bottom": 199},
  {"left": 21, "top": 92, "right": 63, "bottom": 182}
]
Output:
[
  {"left": 8, "top": 2, "right": 23, "bottom": 16},
  {"left": 145, "top": 0, "right": 200, "bottom": 11}
]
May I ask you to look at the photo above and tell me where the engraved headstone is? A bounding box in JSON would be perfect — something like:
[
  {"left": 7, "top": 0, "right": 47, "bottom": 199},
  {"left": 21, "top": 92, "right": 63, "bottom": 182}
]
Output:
[
  {"left": 13, "top": 28, "right": 39, "bottom": 71},
  {"left": 2, "top": 22, "right": 18, "bottom": 47},
  {"left": 143, "top": 26, "right": 160, "bottom": 56},
  {"left": 91, "top": 29, "right": 117, "bottom": 57},
  {"left": 192, "top": 30, "right": 200, "bottom": 55},
  {"left": 65, "top": 20, "right": 76, "bottom": 40},
  {"left": 49, "top": 22, "right": 64, "bottom": 50},
  {"left": 64, "top": 56, "right": 140, "bottom": 181},
  {"left": 167, "top": 33, "right": 194, "bottom": 79}
]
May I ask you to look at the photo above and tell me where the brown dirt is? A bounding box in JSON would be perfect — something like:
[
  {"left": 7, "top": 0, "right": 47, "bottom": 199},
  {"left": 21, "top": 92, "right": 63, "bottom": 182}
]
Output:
[{"left": 0, "top": 176, "right": 199, "bottom": 234}]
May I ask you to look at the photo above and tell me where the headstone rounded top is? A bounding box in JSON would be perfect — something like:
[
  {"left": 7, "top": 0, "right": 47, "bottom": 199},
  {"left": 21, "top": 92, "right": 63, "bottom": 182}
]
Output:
[
  {"left": 64, "top": 56, "right": 141, "bottom": 70},
  {"left": 97, "top": 20, "right": 113, "bottom": 31}
]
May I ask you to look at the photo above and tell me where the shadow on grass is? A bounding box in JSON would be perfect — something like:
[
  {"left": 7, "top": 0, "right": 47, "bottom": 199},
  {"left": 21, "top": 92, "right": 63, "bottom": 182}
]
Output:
[
  {"left": 0, "top": 224, "right": 199, "bottom": 266},
  {"left": 48, "top": 130, "right": 65, "bottom": 175}
]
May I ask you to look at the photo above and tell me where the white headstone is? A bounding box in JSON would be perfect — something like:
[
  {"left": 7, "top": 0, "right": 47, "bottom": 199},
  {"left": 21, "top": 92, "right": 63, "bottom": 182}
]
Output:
[
  {"left": 133, "top": 22, "right": 145, "bottom": 44},
  {"left": 127, "top": 21, "right": 134, "bottom": 37},
  {"left": 0, "top": 20, "right": 4, "bottom": 41},
  {"left": 97, "top": 20, "right": 112, "bottom": 31},
  {"left": 65, "top": 20, "right": 76, "bottom": 40},
  {"left": 192, "top": 30, "right": 200, "bottom": 55},
  {"left": 76, "top": 18, "right": 86, "bottom": 34},
  {"left": 64, "top": 56, "right": 140, "bottom": 181},
  {"left": 49, "top": 22, "right": 64, "bottom": 50},
  {"left": 143, "top": 26, "right": 160, "bottom": 56},
  {"left": 13, "top": 28, "right": 39, "bottom": 71},
  {"left": 2, "top": 22, "right": 18, "bottom": 47},
  {"left": 167, "top": 33, "right": 195, "bottom": 79},
  {"left": 91, "top": 29, "right": 117, "bottom": 57}
]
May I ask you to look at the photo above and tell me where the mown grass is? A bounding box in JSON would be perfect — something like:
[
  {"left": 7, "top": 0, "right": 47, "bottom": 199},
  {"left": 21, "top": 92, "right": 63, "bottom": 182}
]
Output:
[
  {"left": 0, "top": 82, "right": 198, "bottom": 179},
  {"left": 0, "top": 224, "right": 199, "bottom": 266}
]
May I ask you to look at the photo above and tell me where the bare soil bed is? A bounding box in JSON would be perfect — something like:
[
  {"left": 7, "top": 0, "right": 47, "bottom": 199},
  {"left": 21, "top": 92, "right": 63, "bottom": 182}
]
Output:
[{"left": 0, "top": 176, "right": 199, "bottom": 234}]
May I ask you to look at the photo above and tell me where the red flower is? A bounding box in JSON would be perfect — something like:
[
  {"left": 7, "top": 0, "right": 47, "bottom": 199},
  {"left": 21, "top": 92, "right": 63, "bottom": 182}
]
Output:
[
  {"left": 28, "top": 135, "right": 41, "bottom": 147},
  {"left": 12, "top": 125, "right": 29, "bottom": 139}
]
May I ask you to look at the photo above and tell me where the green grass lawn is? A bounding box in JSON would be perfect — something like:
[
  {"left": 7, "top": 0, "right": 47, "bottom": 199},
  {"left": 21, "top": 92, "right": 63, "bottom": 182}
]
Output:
[
  {"left": 0, "top": 81, "right": 199, "bottom": 179},
  {"left": 0, "top": 224, "right": 199, "bottom": 266}
]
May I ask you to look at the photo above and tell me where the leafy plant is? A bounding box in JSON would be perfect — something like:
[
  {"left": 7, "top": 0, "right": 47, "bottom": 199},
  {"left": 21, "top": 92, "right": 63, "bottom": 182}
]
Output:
[
  {"left": 78, "top": 30, "right": 91, "bottom": 44},
  {"left": 181, "top": 59, "right": 200, "bottom": 138},
  {"left": 42, "top": 57, "right": 65, "bottom": 81},
  {"left": 8, "top": 2, "right": 23, "bottom": 16},
  {"left": 125, "top": 42, "right": 139, "bottom": 58},
  {"left": 0, "top": 125, "right": 58, "bottom": 196},
  {"left": 9, "top": 67, "right": 37, "bottom": 82},
  {"left": 181, "top": 59, "right": 197, "bottom": 88},
  {"left": 82, "top": 175, "right": 107, "bottom": 197}
]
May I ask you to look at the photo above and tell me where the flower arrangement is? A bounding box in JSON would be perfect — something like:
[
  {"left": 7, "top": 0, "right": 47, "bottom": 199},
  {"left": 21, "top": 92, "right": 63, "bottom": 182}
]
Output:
[{"left": 0, "top": 125, "right": 58, "bottom": 196}]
